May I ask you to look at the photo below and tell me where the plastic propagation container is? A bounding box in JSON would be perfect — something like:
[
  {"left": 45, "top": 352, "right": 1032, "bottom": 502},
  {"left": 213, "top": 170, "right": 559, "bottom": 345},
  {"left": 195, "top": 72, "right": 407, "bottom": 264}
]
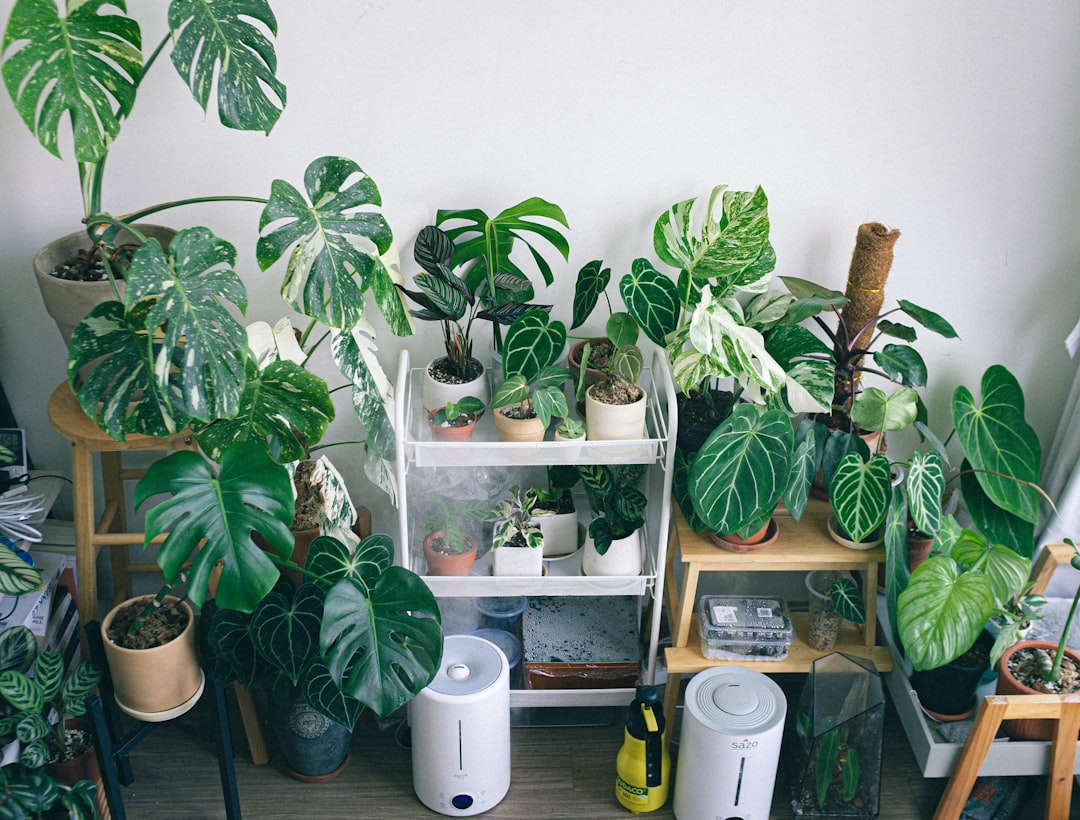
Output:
[
  {"left": 473, "top": 596, "right": 528, "bottom": 629},
  {"left": 697, "top": 595, "right": 793, "bottom": 661}
]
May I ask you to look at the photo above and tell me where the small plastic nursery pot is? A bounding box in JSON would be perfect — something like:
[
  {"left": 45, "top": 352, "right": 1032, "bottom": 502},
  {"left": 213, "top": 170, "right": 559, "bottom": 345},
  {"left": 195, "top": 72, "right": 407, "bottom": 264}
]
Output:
[{"left": 909, "top": 630, "right": 994, "bottom": 721}]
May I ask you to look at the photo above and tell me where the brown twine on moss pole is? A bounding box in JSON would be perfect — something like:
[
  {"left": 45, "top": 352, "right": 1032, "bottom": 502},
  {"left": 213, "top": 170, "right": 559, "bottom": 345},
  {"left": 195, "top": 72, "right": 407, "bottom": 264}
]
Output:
[{"left": 834, "top": 223, "right": 900, "bottom": 416}]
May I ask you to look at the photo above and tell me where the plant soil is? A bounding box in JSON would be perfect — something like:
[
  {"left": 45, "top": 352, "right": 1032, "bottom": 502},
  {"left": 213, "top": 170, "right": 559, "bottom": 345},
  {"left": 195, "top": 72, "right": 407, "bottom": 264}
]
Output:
[
  {"left": 535, "top": 494, "right": 575, "bottom": 516},
  {"left": 107, "top": 598, "right": 189, "bottom": 649},
  {"left": 49, "top": 727, "right": 95, "bottom": 763},
  {"left": 499, "top": 404, "right": 536, "bottom": 420},
  {"left": 428, "top": 356, "right": 483, "bottom": 385},
  {"left": 590, "top": 377, "right": 643, "bottom": 405},
  {"left": 426, "top": 533, "right": 474, "bottom": 556},
  {"left": 52, "top": 244, "right": 139, "bottom": 281},
  {"left": 1006, "top": 647, "right": 1080, "bottom": 694},
  {"left": 572, "top": 338, "right": 615, "bottom": 371}
]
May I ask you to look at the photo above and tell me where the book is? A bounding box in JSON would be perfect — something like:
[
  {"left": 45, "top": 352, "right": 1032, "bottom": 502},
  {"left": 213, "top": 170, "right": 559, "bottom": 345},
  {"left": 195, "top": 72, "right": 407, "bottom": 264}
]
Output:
[{"left": 0, "top": 552, "right": 72, "bottom": 644}]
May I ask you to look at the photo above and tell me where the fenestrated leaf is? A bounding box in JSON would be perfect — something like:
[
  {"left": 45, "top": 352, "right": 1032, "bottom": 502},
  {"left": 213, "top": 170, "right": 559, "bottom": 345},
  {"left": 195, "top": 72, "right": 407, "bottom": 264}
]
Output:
[
  {"left": 258, "top": 157, "right": 403, "bottom": 333},
  {"left": 898, "top": 555, "right": 994, "bottom": 671},
  {"left": 952, "top": 365, "right": 1042, "bottom": 524},
  {"left": 571, "top": 259, "right": 611, "bottom": 329},
  {"left": 1, "top": 0, "right": 142, "bottom": 163},
  {"left": 125, "top": 229, "right": 249, "bottom": 425},
  {"left": 321, "top": 567, "right": 442, "bottom": 717},
  {"left": 194, "top": 358, "right": 334, "bottom": 463},
  {"left": 0, "top": 549, "right": 42, "bottom": 597},
  {"left": 168, "top": 0, "right": 285, "bottom": 133},
  {"left": 689, "top": 404, "right": 793, "bottom": 536},
  {"left": 620, "top": 258, "right": 680, "bottom": 347},
  {"left": 250, "top": 584, "right": 323, "bottom": 685},
  {"left": 135, "top": 443, "right": 295, "bottom": 610},
  {"left": 829, "top": 454, "right": 891, "bottom": 544}
]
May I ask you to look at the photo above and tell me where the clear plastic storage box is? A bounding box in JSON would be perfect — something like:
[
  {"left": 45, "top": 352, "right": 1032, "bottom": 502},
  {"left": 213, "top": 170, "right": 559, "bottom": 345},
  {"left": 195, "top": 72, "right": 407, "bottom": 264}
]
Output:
[{"left": 697, "top": 595, "right": 794, "bottom": 661}]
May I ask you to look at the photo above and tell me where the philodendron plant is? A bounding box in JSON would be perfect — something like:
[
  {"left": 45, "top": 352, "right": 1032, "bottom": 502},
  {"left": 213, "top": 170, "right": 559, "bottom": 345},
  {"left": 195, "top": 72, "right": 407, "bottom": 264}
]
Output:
[
  {"left": 203, "top": 533, "right": 443, "bottom": 724},
  {"left": 491, "top": 310, "right": 572, "bottom": 428}
]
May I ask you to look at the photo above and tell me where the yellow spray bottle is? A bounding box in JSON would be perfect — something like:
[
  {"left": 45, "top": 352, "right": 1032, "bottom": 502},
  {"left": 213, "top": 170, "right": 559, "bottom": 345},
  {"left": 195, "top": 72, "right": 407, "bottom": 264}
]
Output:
[{"left": 616, "top": 685, "right": 670, "bottom": 813}]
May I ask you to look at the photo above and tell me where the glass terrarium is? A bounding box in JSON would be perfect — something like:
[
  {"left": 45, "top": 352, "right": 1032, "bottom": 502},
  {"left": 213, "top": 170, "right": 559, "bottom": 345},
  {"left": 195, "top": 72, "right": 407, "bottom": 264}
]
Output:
[{"left": 789, "top": 653, "right": 884, "bottom": 817}]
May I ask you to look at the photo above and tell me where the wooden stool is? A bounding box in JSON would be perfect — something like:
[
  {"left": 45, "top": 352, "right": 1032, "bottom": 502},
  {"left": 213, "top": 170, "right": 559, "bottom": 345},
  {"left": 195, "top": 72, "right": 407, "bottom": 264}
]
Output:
[
  {"left": 933, "top": 693, "right": 1080, "bottom": 820},
  {"left": 47, "top": 382, "right": 268, "bottom": 765}
]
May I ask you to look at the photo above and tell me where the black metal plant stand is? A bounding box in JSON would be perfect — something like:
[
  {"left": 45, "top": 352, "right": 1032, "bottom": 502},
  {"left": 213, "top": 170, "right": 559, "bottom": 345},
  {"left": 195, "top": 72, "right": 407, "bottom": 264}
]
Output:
[{"left": 84, "top": 621, "right": 242, "bottom": 820}]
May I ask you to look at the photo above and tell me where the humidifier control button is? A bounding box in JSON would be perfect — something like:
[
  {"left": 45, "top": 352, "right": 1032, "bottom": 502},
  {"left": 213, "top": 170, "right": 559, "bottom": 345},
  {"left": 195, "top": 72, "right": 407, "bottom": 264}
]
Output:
[
  {"left": 446, "top": 663, "right": 471, "bottom": 681},
  {"left": 714, "top": 683, "right": 759, "bottom": 715},
  {"left": 451, "top": 794, "right": 474, "bottom": 810}
]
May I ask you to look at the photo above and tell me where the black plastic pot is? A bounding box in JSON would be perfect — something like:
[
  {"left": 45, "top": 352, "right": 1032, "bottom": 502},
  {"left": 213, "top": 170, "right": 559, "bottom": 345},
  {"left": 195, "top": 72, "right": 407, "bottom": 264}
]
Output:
[
  {"left": 909, "top": 630, "right": 993, "bottom": 719},
  {"left": 271, "top": 699, "right": 352, "bottom": 781}
]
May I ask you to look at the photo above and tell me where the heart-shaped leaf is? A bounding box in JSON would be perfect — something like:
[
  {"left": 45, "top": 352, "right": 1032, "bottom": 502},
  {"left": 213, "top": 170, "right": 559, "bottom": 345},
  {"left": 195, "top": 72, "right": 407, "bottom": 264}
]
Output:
[
  {"left": 302, "top": 660, "right": 364, "bottom": 730},
  {"left": 250, "top": 585, "right": 324, "bottom": 685},
  {"left": 905, "top": 451, "right": 945, "bottom": 536},
  {"left": 620, "top": 258, "right": 680, "bottom": 347},
  {"left": 829, "top": 454, "right": 891, "bottom": 543},
  {"left": 501, "top": 311, "right": 566, "bottom": 383},
  {"left": 570, "top": 260, "right": 611, "bottom": 329}
]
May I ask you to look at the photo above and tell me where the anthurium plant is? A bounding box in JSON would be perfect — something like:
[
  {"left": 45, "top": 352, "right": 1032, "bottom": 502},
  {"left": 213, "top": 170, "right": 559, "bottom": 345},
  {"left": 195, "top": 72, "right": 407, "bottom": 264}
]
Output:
[
  {"left": 491, "top": 311, "right": 572, "bottom": 428},
  {"left": 203, "top": 532, "right": 442, "bottom": 723}
]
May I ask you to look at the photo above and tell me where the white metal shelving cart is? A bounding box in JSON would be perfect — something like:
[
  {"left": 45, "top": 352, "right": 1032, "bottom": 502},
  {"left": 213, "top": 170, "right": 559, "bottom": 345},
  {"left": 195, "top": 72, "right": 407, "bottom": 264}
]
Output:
[{"left": 393, "top": 348, "right": 677, "bottom": 708}]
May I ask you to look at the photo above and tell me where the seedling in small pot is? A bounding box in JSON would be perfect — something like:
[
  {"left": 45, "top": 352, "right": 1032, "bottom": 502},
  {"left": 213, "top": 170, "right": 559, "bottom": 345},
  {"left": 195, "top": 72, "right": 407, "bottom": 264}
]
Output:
[{"left": 430, "top": 396, "right": 485, "bottom": 429}]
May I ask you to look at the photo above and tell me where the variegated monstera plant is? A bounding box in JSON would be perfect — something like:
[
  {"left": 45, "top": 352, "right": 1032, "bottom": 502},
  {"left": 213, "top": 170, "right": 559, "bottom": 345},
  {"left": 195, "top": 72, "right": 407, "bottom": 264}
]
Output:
[{"left": 2, "top": 1, "right": 443, "bottom": 709}]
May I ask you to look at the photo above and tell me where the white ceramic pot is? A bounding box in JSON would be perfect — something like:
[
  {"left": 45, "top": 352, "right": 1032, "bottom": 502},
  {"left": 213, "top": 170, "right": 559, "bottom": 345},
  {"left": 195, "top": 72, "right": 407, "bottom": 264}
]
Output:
[
  {"left": 492, "top": 544, "right": 544, "bottom": 576},
  {"left": 421, "top": 357, "right": 489, "bottom": 411},
  {"left": 532, "top": 508, "right": 579, "bottom": 557},
  {"left": 585, "top": 385, "right": 647, "bottom": 441},
  {"left": 582, "top": 529, "right": 642, "bottom": 576}
]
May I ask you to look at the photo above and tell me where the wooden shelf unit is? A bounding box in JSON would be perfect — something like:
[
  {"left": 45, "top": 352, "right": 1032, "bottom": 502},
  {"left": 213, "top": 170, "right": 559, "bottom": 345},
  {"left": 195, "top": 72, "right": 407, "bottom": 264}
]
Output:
[{"left": 662, "top": 498, "right": 893, "bottom": 733}]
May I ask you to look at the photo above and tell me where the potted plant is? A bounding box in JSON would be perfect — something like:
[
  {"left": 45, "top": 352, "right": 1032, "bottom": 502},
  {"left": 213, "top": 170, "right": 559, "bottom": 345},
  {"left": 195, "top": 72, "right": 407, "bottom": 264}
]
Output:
[
  {"left": 421, "top": 498, "right": 488, "bottom": 576},
  {"left": 397, "top": 225, "right": 545, "bottom": 411},
  {"left": 427, "top": 396, "right": 485, "bottom": 443},
  {"left": 554, "top": 417, "right": 585, "bottom": 443},
  {"left": 575, "top": 463, "right": 647, "bottom": 576},
  {"left": 435, "top": 198, "right": 571, "bottom": 358},
  {"left": 577, "top": 324, "right": 648, "bottom": 441},
  {"left": 490, "top": 311, "right": 572, "bottom": 442},
  {"left": 531, "top": 466, "right": 580, "bottom": 558},
  {"left": 566, "top": 259, "right": 641, "bottom": 398},
  {"left": 995, "top": 537, "right": 1080, "bottom": 739},
  {"left": 0, "top": 625, "right": 102, "bottom": 817},
  {"left": 804, "top": 571, "right": 867, "bottom": 652},
  {"left": 488, "top": 485, "right": 544, "bottom": 576},
  {"left": 203, "top": 532, "right": 442, "bottom": 779}
]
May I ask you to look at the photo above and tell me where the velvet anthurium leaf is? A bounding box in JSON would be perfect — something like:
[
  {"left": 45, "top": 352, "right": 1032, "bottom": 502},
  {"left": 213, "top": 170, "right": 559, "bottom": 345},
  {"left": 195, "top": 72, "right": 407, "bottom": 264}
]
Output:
[
  {"left": 0, "top": 550, "right": 42, "bottom": 597},
  {"left": 898, "top": 555, "right": 994, "bottom": 671},
  {"left": 258, "top": 156, "right": 404, "bottom": 334},
  {"left": 125, "top": 228, "right": 249, "bottom": 426},
  {"left": 689, "top": 404, "right": 793, "bottom": 537},
  {"left": 905, "top": 451, "right": 945, "bottom": 536},
  {"left": 208, "top": 608, "right": 267, "bottom": 691},
  {"left": 785, "top": 425, "right": 818, "bottom": 523},
  {"left": 571, "top": 259, "right": 611, "bottom": 329},
  {"left": 620, "top": 258, "right": 680, "bottom": 348},
  {"left": 829, "top": 576, "right": 865, "bottom": 625},
  {"left": 0, "top": 670, "right": 42, "bottom": 713},
  {"left": 135, "top": 443, "right": 295, "bottom": 611},
  {"left": 884, "top": 484, "right": 910, "bottom": 650},
  {"left": 828, "top": 454, "right": 891, "bottom": 544},
  {"left": 302, "top": 660, "right": 364, "bottom": 730},
  {"left": 0, "top": 626, "right": 36, "bottom": 675},
  {"left": 250, "top": 585, "right": 323, "bottom": 686},
  {"left": 168, "top": 0, "right": 285, "bottom": 134},
  {"left": 952, "top": 365, "right": 1042, "bottom": 526},
  {"left": 321, "top": 566, "right": 442, "bottom": 717},
  {"left": 195, "top": 358, "right": 334, "bottom": 463},
  {"left": 0, "top": 0, "right": 142, "bottom": 163},
  {"left": 501, "top": 311, "right": 566, "bottom": 383},
  {"left": 69, "top": 298, "right": 188, "bottom": 440}
]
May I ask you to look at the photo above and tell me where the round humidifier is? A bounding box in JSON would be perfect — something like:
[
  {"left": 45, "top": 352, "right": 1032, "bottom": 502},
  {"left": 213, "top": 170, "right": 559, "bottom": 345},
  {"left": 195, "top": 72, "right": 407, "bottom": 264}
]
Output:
[
  {"left": 410, "top": 634, "right": 511, "bottom": 816},
  {"left": 673, "top": 667, "right": 786, "bottom": 820}
]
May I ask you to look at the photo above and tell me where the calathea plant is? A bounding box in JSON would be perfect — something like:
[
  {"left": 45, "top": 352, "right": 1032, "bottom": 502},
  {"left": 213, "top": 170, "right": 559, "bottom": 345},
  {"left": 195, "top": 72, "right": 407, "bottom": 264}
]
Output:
[{"left": 575, "top": 463, "right": 647, "bottom": 554}]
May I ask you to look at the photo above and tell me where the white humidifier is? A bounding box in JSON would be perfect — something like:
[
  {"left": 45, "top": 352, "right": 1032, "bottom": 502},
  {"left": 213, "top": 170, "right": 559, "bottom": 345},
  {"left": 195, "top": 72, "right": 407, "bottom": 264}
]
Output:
[
  {"left": 673, "top": 667, "right": 787, "bottom": 820},
  {"left": 410, "top": 634, "right": 510, "bottom": 816}
]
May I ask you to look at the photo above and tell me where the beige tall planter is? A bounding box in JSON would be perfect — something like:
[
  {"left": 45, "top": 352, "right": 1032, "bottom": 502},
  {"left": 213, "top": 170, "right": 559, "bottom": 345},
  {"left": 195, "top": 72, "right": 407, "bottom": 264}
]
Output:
[
  {"left": 101, "top": 595, "right": 204, "bottom": 722},
  {"left": 34, "top": 224, "right": 177, "bottom": 347}
]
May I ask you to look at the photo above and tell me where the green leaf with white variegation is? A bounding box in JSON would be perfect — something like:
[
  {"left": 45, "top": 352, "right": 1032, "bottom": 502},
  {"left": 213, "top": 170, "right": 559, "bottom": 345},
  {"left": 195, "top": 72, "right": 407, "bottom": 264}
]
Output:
[
  {"left": 905, "top": 451, "right": 945, "bottom": 536},
  {"left": 532, "top": 384, "right": 569, "bottom": 429},
  {"left": 829, "top": 454, "right": 891, "bottom": 543},
  {"left": 570, "top": 260, "right": 611, "bottom": 329},
  {"left": 952, "top": 365, "right": 1042, "bottom": 525},
  {"left": 258, "top": 157, "right": 402, "bottom": 333},
  {"left": 898, "top": 556, "right": 995, "bottom": 671},
  {"left": 303, "top": 456, "right": 358, "bottom": 543},
  {"left": 689, "top": 404, "right": 793, "bottom": 536},
  {"left": 653, "top": 185, "right": 776, "bottom": 293},
  {"left": 829, "top": 576, "right": 865, "bottom": 625},
  {"left": 246, "top": 318, "right": 307, "bottom": 367},
  {"left": 620, "top": 258, "right": 680, "bottom": 347},
  {"left": 168, "top": 0, "right": 285, "bottom": 134},
  {"left": 501, "top": 311, "right": 566, "bottom": 383},
  {"left": 491, "top": 375, "right": 530, "bottom": 410},
  {"left": 785, "top": 427, "right": 817, "bottom": 523}
]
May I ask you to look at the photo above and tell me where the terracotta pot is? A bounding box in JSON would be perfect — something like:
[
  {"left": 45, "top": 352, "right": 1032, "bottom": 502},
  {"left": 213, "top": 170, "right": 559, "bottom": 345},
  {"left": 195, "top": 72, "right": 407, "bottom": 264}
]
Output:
[
  {"left": 493, "top": 406, "right": 546, "bottom": 442},
  {"left": 34, "top": 224, "right": 177, "bottom": 348},
  {"left": 584, "top": 384, "right": 647, "bottom": 441},
  {"left": 996, "top": 640, "right": 1080, "bottom": 740},
  {"left": 421, "top": 356, "right": 489, "bottom": 411},
  {"left": 567, "top": 338, "right": 610, "bottom": 388},
  {"left": 423, "top": 531, "right": 478, "bottom": 576},
  {"left": 907, "top": 529, "right": 934, "bottom": 572},
  {"left": 427, "top": 409, "right": 479, "bottom": 442},
  {"left": 101, "top": 596, "right": 203, "bottom": 721},
  {"left": 706, "top": 518, "right": 779, "bottom": 554}
]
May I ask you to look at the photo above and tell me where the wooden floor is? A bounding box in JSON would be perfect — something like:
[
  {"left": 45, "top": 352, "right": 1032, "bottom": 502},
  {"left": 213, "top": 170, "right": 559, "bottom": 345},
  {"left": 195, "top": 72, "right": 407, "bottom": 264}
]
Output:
[{"left": 108, "top": 674, "right": 1079, "bottom": 820}]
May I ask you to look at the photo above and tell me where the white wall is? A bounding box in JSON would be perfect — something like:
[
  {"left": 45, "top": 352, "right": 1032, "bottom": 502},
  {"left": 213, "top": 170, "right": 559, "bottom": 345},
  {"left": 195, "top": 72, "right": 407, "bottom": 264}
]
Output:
[{"left": 1, "top": 1, "right": 1078, "bottom": 543}]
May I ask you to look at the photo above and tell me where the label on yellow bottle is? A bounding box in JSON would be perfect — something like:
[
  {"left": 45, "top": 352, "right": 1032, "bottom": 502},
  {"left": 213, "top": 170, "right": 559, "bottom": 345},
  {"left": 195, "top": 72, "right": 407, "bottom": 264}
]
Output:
[{"left": 616, "top": 773, "right": 651, "bottom": 806}]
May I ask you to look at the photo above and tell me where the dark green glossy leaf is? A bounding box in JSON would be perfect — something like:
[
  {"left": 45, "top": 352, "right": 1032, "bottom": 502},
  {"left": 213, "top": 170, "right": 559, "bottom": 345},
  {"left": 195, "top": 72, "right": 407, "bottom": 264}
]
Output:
[
  {"left": 872, "top": 345, "right": 927, "bottom": 387},
  {"left": 884, "top": 484, "right": 910, "bottom": 650},
  {"left": 302, "top": 660, "right": 363, "bottom": 730},
  {"left": 571, "top": 259, "right": 610, "bottom": 329},
  {"left": 501, "top": 310, "right": 566, "bottom": 383},
  {"left": 898, "top": 299, "right": 958, "bottom": 339},
  {"left": 620, "top": 258, "right": 680, "bottom": 347},
  {"left": 251, "top": 584, "right": 323, "bottom": 685},
  {"left": 829, "top": 576, "right": 865, "bottom": 625},
  {"left": 817, "top": 729, "right": 841, "bottom": 809}
]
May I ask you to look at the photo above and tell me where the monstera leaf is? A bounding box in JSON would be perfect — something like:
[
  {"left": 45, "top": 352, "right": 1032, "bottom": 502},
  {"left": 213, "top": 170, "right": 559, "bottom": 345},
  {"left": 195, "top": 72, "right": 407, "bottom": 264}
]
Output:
[
  {"left": 653, "top": 184, "right": 775, "bottom": 294},
  {"left": 953, "top": 365, "right": 1042, "bottom": 529},
  {"left": 135, "top": 443, "right": 295, "bottom": 611},
  {"left": 688, "top": 404, "right": 793, "bottom": 537},
  {"left": 258, "top": 156, "right": 404, "bottom": 334},
  {"left": 1, "top": 0, "right": 283, "bottom": 163},
  {"left": 320, "top": 536, "right": 442, "bottom": 717},
  {"left": 620, "top": 258, "right": 681, "bottom": 348}
]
